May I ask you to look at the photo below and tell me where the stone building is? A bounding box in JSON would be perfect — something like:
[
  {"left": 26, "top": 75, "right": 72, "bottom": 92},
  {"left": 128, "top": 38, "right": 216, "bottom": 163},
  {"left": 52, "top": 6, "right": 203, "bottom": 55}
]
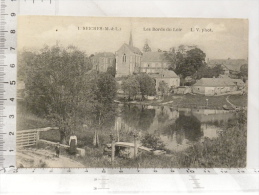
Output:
[
  {"left": 91, "top": 52, "right": 115, "bottom": 72},
  {"left": 115, "top": 32, "right": 180, "bottom": 90},
  {"left": 115, "top": 32, "right": 142, "bottom": 77}
]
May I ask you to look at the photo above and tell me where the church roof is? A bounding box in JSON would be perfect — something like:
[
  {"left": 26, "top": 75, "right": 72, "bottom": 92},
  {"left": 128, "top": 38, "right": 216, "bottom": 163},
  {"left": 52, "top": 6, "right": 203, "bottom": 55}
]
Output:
[
  {"left": 119, "top": 43, "right": 142, "bottom": 55},
  {"left": 142, "top": 52, "right": 168, "bottom": 62}
]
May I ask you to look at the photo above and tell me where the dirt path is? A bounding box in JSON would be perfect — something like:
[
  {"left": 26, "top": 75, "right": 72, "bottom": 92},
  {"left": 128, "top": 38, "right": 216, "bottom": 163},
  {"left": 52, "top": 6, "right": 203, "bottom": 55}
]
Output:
[{"left": 17, "top": 148, "right": 85, "bottom": 168}]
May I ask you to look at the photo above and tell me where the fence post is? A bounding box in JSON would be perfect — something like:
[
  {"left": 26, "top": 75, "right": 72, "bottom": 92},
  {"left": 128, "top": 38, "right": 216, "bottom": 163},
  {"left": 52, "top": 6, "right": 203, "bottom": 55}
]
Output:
[
  {"left": 110, "top": 135, "right": 115, "bottom": 166},
  {"left": 36, "top": 131, "right": 40, "bottom": 146}
]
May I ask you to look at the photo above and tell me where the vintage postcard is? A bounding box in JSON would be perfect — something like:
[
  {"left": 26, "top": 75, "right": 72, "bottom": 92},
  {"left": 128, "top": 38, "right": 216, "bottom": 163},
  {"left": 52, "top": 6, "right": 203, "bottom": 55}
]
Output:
[{"left": 17, "top": 16, "right": 248, "bottom": 168}]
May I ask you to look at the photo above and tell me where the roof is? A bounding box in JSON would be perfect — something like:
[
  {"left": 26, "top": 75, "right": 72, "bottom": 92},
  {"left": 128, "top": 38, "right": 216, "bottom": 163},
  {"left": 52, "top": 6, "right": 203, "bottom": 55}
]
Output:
[
  {"left": 193, "top": 78, "right": 244, "bottom": 87},
  {"left": 223, "top": 64, "right": 242, "bottom": 72},
  {"left": 142, "top": 52, "right": 168, "bottom": 62},
  {"left": 207, "top": 58, "right": 247, "bottom": 72},
  {"left": 208, "top": 58, "right": 247, "bottom": 66},
  {"left": 149, "top": 70, "right": 179, "bottom": 78},
  {"left": 118, "top": 43, "right": 142, "bottom": 55},
  {"left": 92, "top": 52, "right": 115, "bottom": 58}
]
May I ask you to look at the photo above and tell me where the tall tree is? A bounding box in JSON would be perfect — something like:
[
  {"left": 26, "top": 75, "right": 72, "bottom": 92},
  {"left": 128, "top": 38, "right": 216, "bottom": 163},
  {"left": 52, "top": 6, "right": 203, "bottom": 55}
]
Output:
[
  {"left": 121, "top": 75, "right": 140, "bottom": 100},
  {"left": 135, "top": 73, "right": 156, "bottom": 100},
  {"left": 158, "top": 80, "right": 169, "bottom": 98},
  {"left": 175, "top": 48, "right": 206, "bottom": 78},
  {"left": 106, "top": 63, "right": 116, "bottom": 77},
  {"left": 23, "top": 45, "right": 116, "bottom": 143}
]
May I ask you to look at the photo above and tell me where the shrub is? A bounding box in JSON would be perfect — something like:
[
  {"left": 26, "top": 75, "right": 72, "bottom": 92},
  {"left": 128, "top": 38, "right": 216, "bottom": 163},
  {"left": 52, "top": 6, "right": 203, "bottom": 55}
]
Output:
[{"left": 141, "top": 133, "right": 166, "bottom": 150}]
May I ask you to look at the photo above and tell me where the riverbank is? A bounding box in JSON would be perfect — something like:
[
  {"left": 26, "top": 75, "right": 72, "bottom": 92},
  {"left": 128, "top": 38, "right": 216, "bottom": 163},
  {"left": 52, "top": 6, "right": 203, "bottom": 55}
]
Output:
[
  {"left": 116, "top": 94, "right": 247, "bottom": 110},
  {"left": 20, "top": 117, "right": 246, "bottom": 168}
]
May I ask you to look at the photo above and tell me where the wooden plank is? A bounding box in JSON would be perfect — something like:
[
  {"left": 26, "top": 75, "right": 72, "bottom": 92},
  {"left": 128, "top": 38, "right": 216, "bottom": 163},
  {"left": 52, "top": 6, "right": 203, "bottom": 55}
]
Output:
[{"left": 17, "top": 127, "right": 59, "bottom": 133}]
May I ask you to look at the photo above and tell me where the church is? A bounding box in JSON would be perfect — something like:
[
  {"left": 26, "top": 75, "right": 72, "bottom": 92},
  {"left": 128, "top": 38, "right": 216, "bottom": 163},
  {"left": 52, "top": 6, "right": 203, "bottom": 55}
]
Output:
[{"left": 115, "top": 33, "right": 180, "bottom": 90}]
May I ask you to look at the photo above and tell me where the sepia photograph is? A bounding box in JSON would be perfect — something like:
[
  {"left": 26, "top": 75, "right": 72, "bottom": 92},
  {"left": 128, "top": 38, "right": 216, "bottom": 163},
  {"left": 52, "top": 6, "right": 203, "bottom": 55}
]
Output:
[{"left": 17, "top": 16, "right": 248, "bottom": 168}]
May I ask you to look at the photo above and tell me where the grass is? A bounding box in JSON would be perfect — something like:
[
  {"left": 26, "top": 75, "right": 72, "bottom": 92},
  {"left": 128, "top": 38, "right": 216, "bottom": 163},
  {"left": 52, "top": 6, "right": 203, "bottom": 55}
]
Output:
[
  {"left": 17, "top": 100, "right": 51, "bottom": 131},
  {"left": 117, "top": 94, "right": 247, "bottom": 110},
  {"left": 228, "top": 94, "right": 248, "bottom": 107}
]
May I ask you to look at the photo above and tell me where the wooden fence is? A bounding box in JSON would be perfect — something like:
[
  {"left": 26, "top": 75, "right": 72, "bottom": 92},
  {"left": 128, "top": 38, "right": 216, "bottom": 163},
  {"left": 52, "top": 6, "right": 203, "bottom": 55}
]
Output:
[{"left": 17, "top": 127, "right": 59, "bottom": 148}]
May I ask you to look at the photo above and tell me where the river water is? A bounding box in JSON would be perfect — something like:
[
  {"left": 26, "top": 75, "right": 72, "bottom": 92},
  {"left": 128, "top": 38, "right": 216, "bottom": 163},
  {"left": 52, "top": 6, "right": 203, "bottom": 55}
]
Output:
[{"left": 114, "top": 104, "right": 236, "bottom": 152}]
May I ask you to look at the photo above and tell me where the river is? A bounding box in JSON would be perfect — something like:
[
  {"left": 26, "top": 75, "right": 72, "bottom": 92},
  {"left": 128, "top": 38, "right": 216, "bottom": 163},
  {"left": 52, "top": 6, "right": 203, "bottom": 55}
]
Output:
[{"left": 114, "top": 104, "right": 236, "bottom": 152}]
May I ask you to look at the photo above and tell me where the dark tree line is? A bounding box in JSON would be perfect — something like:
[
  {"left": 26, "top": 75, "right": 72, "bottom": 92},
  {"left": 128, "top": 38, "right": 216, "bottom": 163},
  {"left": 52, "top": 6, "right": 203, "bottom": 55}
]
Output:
[{"left": 19, "top": 45, "right": 117, "bottom": 143}]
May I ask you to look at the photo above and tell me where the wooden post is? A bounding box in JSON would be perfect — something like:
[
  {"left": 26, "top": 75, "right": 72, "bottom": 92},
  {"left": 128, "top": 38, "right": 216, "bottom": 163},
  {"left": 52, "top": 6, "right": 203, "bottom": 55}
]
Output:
[
  {"left": 110, "top": 135, "right": 115, "bottom": 166},
  {"left": 36, "top": 131, "right": 40, "bottom": 142}
]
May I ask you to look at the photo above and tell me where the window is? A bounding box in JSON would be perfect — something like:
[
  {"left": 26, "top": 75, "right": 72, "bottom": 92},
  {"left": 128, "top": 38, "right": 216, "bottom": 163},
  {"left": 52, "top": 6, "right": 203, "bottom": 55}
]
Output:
[{"left": 123, "top": 54, "right": 126, "bottom": 62}]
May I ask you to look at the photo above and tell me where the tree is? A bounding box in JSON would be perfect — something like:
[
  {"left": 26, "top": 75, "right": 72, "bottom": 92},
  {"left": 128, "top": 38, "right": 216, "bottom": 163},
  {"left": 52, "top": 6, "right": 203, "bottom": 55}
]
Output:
[
  {"left": 175, "top": 48, "right": 206, "bottom": 79},
  {"left": 121, "top": 75, "right": 140, "bottom": 100},
  {"left": 164, "top": 51, "right": 176, "bottom": 70},
  {"left": 106, "top": 63, "right": 116, "bottom": 77},
  {"left": 158, "top": 81, "right": 169, "bottom": 98},
  {"left": 239, "top": 64, "right": 248, "bottom": 81},
  {"left": 194, "top": 64, "right": 223, "bottom": 79},
  {"left": 23, "top": 45, "right": 116, "bottom": 143},
  {"left": 135, "top": 73, "right": 156, "bottom": 100},
  {"left": 143, "top": 41, "right": 152, "bottom": 52}
]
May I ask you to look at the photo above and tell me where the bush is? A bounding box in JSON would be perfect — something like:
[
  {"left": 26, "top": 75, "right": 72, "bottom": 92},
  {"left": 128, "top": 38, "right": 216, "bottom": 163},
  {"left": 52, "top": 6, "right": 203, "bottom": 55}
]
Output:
[{"left": 141, "top": 133, "right": 166, "bottom": 150}]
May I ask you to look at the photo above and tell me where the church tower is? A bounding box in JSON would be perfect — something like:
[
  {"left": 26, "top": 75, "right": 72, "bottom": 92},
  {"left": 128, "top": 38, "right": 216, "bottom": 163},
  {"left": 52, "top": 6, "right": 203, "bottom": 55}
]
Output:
[{"left": 129, "top": 31, "right": 133, "bottom": 47}]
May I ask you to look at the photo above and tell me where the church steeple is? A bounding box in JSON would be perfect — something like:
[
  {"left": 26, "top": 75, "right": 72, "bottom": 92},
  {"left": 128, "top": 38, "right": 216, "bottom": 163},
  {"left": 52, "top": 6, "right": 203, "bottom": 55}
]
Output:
[{"left": 129, "top": 31, "right": 133, "bottom": 47}]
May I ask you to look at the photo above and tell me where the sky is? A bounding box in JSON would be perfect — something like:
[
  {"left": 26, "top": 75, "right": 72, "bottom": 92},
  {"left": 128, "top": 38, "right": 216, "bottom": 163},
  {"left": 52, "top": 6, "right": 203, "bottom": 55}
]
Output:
[{"left": 18, "top": 16, "right": 248, "bottom": 60}]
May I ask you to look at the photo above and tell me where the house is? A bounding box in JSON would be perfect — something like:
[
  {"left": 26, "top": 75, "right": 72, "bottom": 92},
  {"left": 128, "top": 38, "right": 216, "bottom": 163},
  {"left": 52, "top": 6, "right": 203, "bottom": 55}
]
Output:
[
  {"left": 115, "top": 32, "right": 142, "bottom": 77},
  {"left": 140, "top": 52, "right": 170, "bottom": 74},
  {"left": 91, "top": 52, "right": 115, "bottom": 72},
  {"left": 207, "top": 58, "right": 248, "bottom": 75},
  {"left": 149, "top": 70, "right": 180, "bottom": 91},
  {"left": 174, "top": 86, "right": 192, "bottom": 94},
  {"left": 192, "top": 78, "right": 244, "bottom": 96}
]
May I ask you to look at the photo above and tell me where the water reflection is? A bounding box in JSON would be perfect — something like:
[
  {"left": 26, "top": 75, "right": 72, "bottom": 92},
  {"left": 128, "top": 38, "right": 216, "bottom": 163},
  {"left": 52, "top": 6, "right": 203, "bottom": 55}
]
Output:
[{"left": 115, "top": 104, "right": 236, "bottom": 152}]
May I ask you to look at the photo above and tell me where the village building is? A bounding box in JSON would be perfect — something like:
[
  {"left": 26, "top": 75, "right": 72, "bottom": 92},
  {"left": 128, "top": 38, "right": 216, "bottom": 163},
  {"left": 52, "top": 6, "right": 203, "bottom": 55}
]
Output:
[
  {"left": 192, "top": 78, "right": 244, "bottom": 96},
  {"left": 149, "top": 70, "right": 180, "bottom": 91},
  {"left": 207, "top": 58, "right": 247, "bottom": 75},
  {"left": 115, "top": 33, "right": 142, "bottom": 77},
  {"left": 115, "top": 32, "right": 180, "bottom": 91},
  {"left": 140, "top": 52, "right": 170, "bottom": 74},
  {"left": 91, "top": 52, "right": 115, "bottom": 72}
]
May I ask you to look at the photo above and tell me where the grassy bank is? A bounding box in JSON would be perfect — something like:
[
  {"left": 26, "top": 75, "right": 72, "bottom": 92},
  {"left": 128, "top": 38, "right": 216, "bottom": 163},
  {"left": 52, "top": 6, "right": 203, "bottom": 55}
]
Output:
[
  {"left": 228, "top": 95, "right": 248, "bottom": 107},
  {"left": 118, "top": 94, "right": 247, "bottom": 109},
  {"left": 37, "top": 114, "right": 246, "bottom": 168}
]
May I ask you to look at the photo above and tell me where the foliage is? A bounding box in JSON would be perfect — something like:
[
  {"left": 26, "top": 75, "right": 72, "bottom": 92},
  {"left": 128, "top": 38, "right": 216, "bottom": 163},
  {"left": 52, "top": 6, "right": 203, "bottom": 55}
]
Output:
[
  {"left": 176, "top": 111, "right": 247, "bottom": 168},
  {"left": 142, "top": 42, "right": 152, "bottom": 52},
  {"left": 141, "top": 133, "right": 166, "bottom": 150},
  {"left": 106, "top": 63, "right": 116, "bottom": 77},
  {"left": 174, "top": 48, "right": 206, "bottom": 78},
  {"left": 158, "top": 81, "right": 169, "bottom": 97},
  {"left": 194, "top": 64, "right": 223, "bottom": 79},
  {"left": 88, "top": 72, "right": 117, "bottom": 129},
  {"left": 135, "top": 73, "right": 156, "bottom": 99},
  {"left": 239, "top": 64, "right": 248, "bottom": 81},
  {"left": 121, "top": 75, "right": 140, "bottom": 100},
  {"left": 22, "top": 45, "right": 116, "bottom": 143},
  {"left": 164, "top": 51, "right": 176, "bottom": 70}
]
